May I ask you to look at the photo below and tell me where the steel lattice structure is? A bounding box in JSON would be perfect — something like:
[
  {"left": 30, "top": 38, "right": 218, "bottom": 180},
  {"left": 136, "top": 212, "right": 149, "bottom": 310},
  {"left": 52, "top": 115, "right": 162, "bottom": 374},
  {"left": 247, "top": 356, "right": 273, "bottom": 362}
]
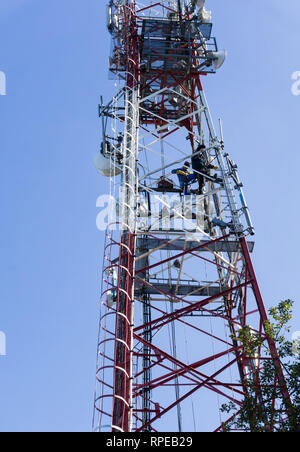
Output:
[{"left": 93, "top": 0, "right": 292, "bottom": 432}]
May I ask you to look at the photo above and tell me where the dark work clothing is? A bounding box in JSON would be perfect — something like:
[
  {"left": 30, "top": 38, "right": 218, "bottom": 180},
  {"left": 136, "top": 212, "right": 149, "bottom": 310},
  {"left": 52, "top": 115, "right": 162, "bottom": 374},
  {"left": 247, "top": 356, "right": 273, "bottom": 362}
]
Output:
[
  {"left": 192, "top": 154, "right": 215, "bottom": 194},
  {"left": 192, "top": 154, "right": 206, "bottom": 173}
]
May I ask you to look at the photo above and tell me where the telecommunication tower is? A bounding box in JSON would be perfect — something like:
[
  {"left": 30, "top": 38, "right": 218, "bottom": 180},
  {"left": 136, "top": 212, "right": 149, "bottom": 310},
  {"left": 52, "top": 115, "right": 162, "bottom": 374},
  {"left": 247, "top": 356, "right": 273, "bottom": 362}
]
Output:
[{"left": 93, "top": 0, "right": 292, "bottom": 432}]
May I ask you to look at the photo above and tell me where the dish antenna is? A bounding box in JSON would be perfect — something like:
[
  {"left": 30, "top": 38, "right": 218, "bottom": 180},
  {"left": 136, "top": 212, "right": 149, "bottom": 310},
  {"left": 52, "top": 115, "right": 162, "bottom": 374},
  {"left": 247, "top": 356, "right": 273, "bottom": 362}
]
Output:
[
  {"left": 208, "top": 50, "right": 227, "bottom": 70},
  {"left": 94, "top": 152, "right": 122, "bottom": 177}
]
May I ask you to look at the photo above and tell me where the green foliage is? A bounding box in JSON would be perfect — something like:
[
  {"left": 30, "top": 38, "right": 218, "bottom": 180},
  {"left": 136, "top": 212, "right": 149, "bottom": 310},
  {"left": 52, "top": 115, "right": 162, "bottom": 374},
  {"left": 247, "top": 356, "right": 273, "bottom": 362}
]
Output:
[
  {"left": 236, "top": 325, "right": 263, "bottom": 357},
  {"left": 266, "top": 300, "right": 294, "bottom": 346},
  {"left": 221, "top": 300, "right": 300, "bottom": 432}
]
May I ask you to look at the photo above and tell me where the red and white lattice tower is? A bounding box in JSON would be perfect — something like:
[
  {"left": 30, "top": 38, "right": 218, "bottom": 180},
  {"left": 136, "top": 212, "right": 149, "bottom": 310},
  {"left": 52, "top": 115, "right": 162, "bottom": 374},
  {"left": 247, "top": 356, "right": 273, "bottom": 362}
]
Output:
[{"left": 93, "top": 0, "right": 291, "bottom": 432}]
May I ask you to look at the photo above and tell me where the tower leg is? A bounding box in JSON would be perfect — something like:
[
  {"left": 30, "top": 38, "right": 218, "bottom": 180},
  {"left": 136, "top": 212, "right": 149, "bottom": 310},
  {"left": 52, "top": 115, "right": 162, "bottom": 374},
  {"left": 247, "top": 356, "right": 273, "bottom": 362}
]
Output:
[
  {"left": 240, "top": 237, "right": 292, "bottom": 412},
  {"left": 112, "top": 232, "right": 134, "bottom": 432}
]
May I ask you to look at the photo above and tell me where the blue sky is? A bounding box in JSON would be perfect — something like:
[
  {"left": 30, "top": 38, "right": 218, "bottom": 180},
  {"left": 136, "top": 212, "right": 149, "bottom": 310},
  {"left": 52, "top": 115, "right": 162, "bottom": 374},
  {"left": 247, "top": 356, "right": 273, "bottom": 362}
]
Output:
[{"left": 0, "top": 0, "right": 299, "bottom": 432}]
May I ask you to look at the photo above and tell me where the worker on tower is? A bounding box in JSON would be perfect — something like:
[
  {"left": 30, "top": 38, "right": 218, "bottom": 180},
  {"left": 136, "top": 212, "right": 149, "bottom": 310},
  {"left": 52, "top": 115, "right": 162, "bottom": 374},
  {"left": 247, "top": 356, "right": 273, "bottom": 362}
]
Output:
[
  {"left": 192, "top": 144, "right": 219, "bottom": 194},
  {"left": 171, "top": 161, "right": 196, "bottom": 195}
]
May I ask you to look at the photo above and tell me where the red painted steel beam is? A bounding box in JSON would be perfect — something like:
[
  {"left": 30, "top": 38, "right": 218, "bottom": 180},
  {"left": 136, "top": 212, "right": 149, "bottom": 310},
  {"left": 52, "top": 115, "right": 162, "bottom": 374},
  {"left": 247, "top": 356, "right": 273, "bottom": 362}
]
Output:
[
  {"left": 112, "top": 233, "right": 135, "bottom": 432},
  {"left": 134, "top": 353, "right": 246, "bottom": 399},
  {"left": 136, "top": 358, "right": 244, "bottom": 432},
  {"left": 133, "top": 333, "right": 244, "bottom": 391},
  {"left": 134, "top": 277, "right": 253, "bottom": 333},
  {"left": 240, "top": 237, "right": 293, "bottom": 416},
  {"left": 135, "top": 234, "right": 230, "bottom": 275},
  {"left": 141, "top": 232, "right": 241, "bottom": 276}
]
